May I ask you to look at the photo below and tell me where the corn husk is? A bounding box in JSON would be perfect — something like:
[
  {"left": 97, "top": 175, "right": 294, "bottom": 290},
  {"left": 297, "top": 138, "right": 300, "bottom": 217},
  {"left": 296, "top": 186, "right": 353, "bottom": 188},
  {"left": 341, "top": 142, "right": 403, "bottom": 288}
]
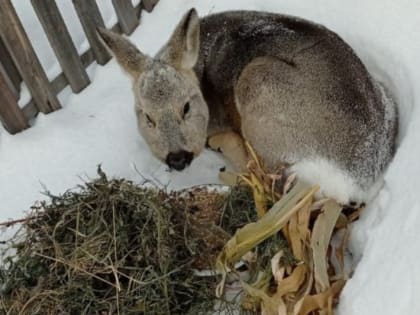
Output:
[{"left": 216, "top": 142, "right": 363, "bottom": 315}]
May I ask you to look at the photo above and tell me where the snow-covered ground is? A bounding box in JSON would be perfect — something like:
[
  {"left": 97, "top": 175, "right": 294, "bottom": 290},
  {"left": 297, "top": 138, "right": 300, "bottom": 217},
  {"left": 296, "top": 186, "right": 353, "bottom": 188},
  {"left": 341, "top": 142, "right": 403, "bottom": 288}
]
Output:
[{"left": 1, "top": 0, "right": 420, "bottom": 314}]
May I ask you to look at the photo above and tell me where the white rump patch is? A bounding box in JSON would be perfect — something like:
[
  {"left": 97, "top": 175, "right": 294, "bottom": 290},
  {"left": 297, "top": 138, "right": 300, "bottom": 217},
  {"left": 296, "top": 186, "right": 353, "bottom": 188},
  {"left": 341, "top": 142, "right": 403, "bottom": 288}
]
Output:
[{"left": 290, "top": 158, "right": 372, "bottom": 204}]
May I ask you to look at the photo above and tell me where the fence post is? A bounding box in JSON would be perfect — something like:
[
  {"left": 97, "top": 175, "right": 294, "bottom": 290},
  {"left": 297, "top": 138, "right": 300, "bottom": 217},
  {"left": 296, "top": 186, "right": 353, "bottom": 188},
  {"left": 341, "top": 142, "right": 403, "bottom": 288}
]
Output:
[
  {"left": 0, "top": 0, "right": 60, "bottom": 113},
  {"left": 142, "top": 0, "right": 159, "bottom": 13},
  {"left": 0, "top": 68, "right": 28, "bottom": 134},
  {"left": 112, "top": 0, "right": 139, "bottom": 35},
  {"left": 31, "top": 0, "right": 90, "bottom": 93},
  {"left": 72, "top": 0, "right": 111, "bottom": 65},
  {"left": 0, "top": 37, "right": 21, "bottom": 95}
]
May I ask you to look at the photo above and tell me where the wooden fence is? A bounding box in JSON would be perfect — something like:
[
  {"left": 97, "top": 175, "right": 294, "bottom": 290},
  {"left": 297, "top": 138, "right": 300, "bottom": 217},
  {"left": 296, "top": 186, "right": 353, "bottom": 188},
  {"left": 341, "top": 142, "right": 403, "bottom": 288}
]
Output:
[{"left": 0, "top": 0, "right": 159, "bottom": 134}]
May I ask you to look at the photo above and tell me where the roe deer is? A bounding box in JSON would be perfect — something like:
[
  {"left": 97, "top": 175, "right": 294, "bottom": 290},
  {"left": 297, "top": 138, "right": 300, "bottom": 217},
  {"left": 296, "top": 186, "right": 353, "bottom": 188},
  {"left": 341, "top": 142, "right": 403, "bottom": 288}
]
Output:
[{"left": 97, "top": 8, "right": 397, "bottom": 204}]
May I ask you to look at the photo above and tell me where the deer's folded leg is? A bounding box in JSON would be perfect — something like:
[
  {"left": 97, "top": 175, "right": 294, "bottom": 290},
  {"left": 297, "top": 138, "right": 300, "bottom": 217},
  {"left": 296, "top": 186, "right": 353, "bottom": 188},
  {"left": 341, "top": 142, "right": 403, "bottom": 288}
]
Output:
[{"left": 207, "top": 131, "right": 249, "bottom": 172}]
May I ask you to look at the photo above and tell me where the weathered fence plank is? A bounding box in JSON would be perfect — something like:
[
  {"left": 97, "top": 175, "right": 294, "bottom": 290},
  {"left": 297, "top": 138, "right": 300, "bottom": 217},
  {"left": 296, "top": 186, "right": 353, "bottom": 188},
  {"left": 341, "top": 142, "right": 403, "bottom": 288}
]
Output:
[
  {"left": 17, "top": 0, "right": 142, "bottom": 126},
  {"left": 142, "top": 0, "right": 159, "bottom": 13},
  {"left": 20, "top": 10, "right": 142, "bottom": 122},
  {"left": 0, "top": 37, "right": 21, "bottom": 95},
  {"left": 0, "top": 64, "right": 15, "bottom": 97},
  {"left": 0, "top": 0, "right": 61, "bottom": 113},
  {"left": 72, "top": 0, "right": 111, "bottom": 65},
  {"left": 23, "top": 49, "right": 96, "bottom": 122},
  {"left": 31, "top": 0, "right": 90, "bottom": 93},
  {"left": 112, "top": 0, "right": 139, "bottom": 34},
  {"left": 0, "top": 69, "right": 28, "bottom": 134}
]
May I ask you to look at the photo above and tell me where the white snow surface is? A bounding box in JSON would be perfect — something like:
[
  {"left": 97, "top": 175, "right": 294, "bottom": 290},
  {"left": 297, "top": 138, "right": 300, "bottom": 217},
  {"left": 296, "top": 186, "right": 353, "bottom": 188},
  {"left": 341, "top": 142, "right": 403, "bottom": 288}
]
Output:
[{"left": 1, "top": 0, "right": 420, "bottom": 314}]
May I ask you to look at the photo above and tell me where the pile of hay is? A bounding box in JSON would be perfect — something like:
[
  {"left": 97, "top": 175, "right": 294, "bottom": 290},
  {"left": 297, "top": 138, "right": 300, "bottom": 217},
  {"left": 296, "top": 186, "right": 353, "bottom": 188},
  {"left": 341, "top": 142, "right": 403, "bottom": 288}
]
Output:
[
  {"left": 0, "top": 156, "right": 362, "bottom": 314},
  {"left": 0, "top": 167, "right": 259, "bottom": 314}
]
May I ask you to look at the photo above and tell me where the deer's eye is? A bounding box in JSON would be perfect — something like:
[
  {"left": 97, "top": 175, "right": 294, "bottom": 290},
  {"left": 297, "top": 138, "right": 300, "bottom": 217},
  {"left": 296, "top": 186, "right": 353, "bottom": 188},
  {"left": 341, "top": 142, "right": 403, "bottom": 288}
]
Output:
[
  {"left": 182, "top": 102, "right": 190, "bottom": 119},
  {"left": 145, "top": 114, "right": 156, "bottom": 128}
]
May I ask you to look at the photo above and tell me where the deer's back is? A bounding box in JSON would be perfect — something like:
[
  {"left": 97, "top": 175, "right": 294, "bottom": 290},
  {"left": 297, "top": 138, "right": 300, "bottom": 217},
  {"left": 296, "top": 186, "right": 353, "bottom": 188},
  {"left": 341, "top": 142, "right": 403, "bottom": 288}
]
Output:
[
  {"left": 195, "top": 11, "right": 379, "bottom": 122},
  {"left": 194, "top": 11, "right": 397, "bottom": 192}
]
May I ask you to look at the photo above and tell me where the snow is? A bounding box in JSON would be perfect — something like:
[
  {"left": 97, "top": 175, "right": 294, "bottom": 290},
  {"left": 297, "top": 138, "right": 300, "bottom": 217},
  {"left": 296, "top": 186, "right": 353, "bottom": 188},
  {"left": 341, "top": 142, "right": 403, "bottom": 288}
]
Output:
[{"left": 1, "top": 0, "right": 420, "bottom": 314}]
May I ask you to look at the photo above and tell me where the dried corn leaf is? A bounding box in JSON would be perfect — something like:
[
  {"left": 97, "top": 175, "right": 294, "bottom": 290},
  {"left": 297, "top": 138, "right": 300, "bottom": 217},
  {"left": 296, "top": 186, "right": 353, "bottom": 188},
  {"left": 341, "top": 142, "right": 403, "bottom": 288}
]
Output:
[
  {"left": 299, "top": 280, "right": 345, "bottom": 315},
  {"left": 245, "top": 141, "right": 264, "bottom": 172},
  {"left": 216, "top": 141, "right": 356, "bottom": 315},
  {"left": 276, "top": 263, "right": 307, "bottom": 298},
  {"left": 247, "top": 172, "right": 269, "bottom": 217},
  {"left": 271, "top": 251, "right": 286, "bottom": 283},
  {"left": 215, "top": 181, "right": 318, "bottom": 296},
  {"left": 332, "top": 228, "right": 350, "bottom": 281},
  {"left": 335, "top": 213, "right": 349, "bottom": 229},
  {"left": 241, "top": 271, "right": 272, "bottom": 311},
  {"left": 218, "top": 181, "right": 316, "bottom": 267},
  {"left": 241, "top": 280, "right": 288, "bottom": 315},
  {"left": 291, "top": 266, "right": 314, "bottom": 315},
  {"left": 310, "top": 200, "right": 342, "bottom": 294},
  {"left": 286, "top": 196, "right": 312, "bottom": 261},
  {"left": 288, "top": 214, "right": 303, "bottom": 259},
  {"left": 348, "top": 206, "right": 364, "bottom": 222}
]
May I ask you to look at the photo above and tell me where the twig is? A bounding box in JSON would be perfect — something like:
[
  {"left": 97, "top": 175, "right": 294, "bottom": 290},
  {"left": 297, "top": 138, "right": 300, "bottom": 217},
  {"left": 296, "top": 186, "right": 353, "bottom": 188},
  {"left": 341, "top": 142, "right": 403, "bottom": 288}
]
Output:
[{"left": 0, "top": 215, "right": 39, "bottom": 228}]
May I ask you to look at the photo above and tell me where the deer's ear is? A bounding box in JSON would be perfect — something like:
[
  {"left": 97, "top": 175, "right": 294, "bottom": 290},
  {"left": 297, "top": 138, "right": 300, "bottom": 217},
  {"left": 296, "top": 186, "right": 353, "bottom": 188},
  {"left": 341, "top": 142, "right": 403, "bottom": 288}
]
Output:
[
  {"left": 97, "top": 27, "right": 150, "bottom": 78},
  {"left": 156, "top": 8, "right": 200, "bottom": 69}
]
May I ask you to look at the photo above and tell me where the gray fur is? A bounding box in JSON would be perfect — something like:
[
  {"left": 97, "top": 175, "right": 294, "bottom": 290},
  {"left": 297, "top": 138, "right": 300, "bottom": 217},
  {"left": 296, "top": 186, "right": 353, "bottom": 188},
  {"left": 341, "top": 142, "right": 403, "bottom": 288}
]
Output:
[{"left": 97, "top": 9, "right": 398, "bottom": 203}]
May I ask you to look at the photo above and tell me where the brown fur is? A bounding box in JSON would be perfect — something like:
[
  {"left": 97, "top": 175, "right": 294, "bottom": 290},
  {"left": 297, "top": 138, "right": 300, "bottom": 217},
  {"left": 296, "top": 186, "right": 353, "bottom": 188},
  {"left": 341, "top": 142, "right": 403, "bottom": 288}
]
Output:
[{"left": 97, "top": 9, "right": 398, "bottom": 203}]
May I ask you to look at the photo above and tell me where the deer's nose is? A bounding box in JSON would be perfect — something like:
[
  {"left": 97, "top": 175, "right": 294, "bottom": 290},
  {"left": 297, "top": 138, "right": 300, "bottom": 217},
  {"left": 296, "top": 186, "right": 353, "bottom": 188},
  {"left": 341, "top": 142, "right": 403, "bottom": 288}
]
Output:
[{"left": 166, "top": 150, "right": 193, "bottom": 171}]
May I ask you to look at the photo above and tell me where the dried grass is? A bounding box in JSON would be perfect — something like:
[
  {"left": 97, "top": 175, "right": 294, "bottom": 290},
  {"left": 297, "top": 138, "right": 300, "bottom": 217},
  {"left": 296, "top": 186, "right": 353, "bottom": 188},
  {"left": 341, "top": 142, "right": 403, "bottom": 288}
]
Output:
[{"left": 0, "top": 167, "right": 257, "bottom": 315}]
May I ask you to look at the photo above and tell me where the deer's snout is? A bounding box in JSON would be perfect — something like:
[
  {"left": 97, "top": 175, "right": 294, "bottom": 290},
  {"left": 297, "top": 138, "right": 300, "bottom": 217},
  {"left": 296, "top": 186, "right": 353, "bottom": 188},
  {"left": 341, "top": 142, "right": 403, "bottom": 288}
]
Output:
[{"left": 166, "top": 150, "right": 193, "bottom": 171}]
